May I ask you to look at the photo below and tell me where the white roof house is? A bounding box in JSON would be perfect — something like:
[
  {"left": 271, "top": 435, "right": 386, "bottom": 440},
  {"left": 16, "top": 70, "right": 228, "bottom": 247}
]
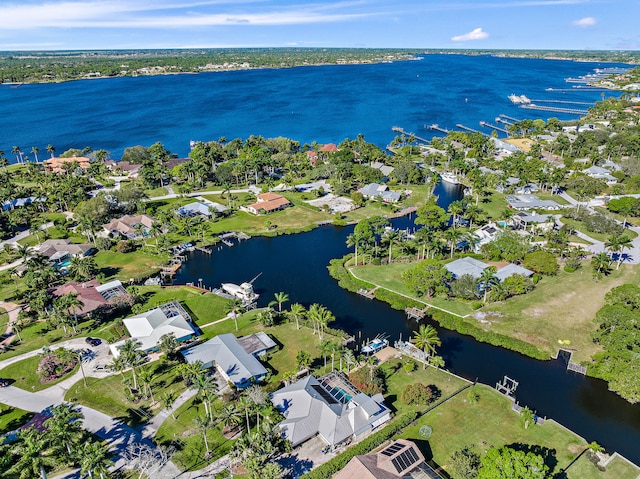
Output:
[
  {"left": 181, "top": 333, "right": 271, "bottom": 388},
  {"left": 446, "top": 256, "right": 534, "bottom": 282},
  {"left": 472, "top": 223, "right": 501, "bottom": 253},
  {"left": 176, "top": 201, "right": 214, "bottom": 218},
  {"left": 583, "top": 166, "right": 618, "bottom": 184},
  {"left": 271, "top": 373, "right": 391, "bottom": 447},
  {"left": 506, "top": 194, "right": 562, "bottom": 211},
  {"left": 358, "top": 183, "right": 401, "bottom": 203},
  {"left": 110, "top": 301, "right": 196, "bottom": 357},
  {"left": 495, "top": 263, "right": 534, "bottom": 282}
]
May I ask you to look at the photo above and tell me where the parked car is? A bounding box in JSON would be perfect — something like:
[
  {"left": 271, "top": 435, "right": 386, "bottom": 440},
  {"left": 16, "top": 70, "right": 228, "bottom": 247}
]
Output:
[
  {"left": 85, "top": 337, "right": 101, "bottom": 347},
  {"left": 0, "top": 378, "right": 10, "bottom": 387}
]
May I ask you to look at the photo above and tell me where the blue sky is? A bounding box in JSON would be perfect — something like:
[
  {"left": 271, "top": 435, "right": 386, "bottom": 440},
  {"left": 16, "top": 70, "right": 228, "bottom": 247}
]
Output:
[{"left": 0, "top": 0, "right": 637, "bottom": 51}]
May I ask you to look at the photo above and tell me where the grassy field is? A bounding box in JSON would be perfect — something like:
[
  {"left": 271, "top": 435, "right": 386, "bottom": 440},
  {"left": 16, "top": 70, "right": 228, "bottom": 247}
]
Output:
[
  {"left": 94, "top": 248, "right": 168, "bottom": 281},
  {"left": 350, "top": 263, "right": 476, "bottom": 317},
  {"left": 401, "top": 384, "right": 585, "bottom": 478},
  {"left": 0, "top": 404, "right": 34, "bottom": 434},
  {"left": 559, "top": 216, "right": 638, "bottom": 242},
  {"left": 565, "top": 452, "right": 640, "bottom": 479}
]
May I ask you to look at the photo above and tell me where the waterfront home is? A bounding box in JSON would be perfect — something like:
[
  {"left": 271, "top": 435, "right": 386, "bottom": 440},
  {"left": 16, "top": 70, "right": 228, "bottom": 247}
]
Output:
[
  {"left": 37, "top": 239, "right": 93, "bottom": 267},
  {"left": 370, "top": 161, "right": 394, "bottom": 178},
  {"left": 583, "top": 166, "right": 618, "bottom": 185},
  {"left": 358, "top": 183, "right": 401, "bottom": 203},
  {"left": 335, "top": 439, "right": 443, "bottom": 479},
  {"left": 270, "top": 372, "right": 391, "bottom": 448},
  {"left": 109, "top": 301, "right": 196, "bottom": 357},
  {"left": 512, "top": 212, "right": 556, "bottom": 232},
  {"left": 445, "top": 256, "right": 534, "bottom": 281},
  {"left": 103, "top": 160, "right": 141, "bottom": 177},
  {"left": 496, "top": 176, "right": 521, "bottom": 194},
  {"left": 181, "top": 332, "right": 275, "bottom": 388},
  {"left": 505, "top": 194, "right": 561, "bottom": 211},
  {"left": 44, "top": 156, "right": 91, "bottom": 174},
  {"left": 1, "top": 196, "right": 46, "bottom": 211},
  {"left": 176, "top": 201, "right": 214, "bottom": 218},
  {"left": 244, "top": 192, "right": 291, "bottom": 215},
  {"left": 102, "top": 214, "right": 154, "bottom": 239},
  {"left": 471, "top": 222, "right": 502, "bottom": 253},
  {"left": 50, "top": 279, "right": 129, "bottom": 317},
  {"left": 306, "top": 150, "right": 319, "bottom": 167}
]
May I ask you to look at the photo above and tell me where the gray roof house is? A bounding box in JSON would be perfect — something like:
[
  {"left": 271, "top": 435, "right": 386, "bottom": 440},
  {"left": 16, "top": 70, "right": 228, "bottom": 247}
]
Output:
[
  {"left": 176, "top": 201, "right": 213, "bottom": 218},
  {"left": 495, "top": 263, "right": 534, "bottom": 282},
  {"left": 506, "top": 194, "right": 561, "bottom": 211},
  {"left": 583, "top": 166, "right": 618, "bottom": 184},
  {"left": 358, "top": 183, "right": 401, "bottom": 203},
  {"left": 370, "top": 161, "right": 395, "bottom": 177},
  {"left": 445, "top": 256, "right": 489, "bottom": 279},
  {"left": 512, "top": 212, "right": 556, "bottom": 231},
  {"left": 271, "top": 373, "right": 391, "bottom": 447},
  {"left": 181, "top": 333, "right": 273, "bottom": 388}
]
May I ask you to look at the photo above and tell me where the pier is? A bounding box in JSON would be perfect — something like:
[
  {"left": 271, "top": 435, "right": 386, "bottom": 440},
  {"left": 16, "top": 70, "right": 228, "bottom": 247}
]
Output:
[
  {"left": 195, "top": 245, "right": 213, "bottom": 254},
  {"left": 529, "top": 99, "right": 593, "bottom": 106},
  {"left": 479, "top": 121, "right": 509, "bottom": 135},
  {"left": 428, "top": 124, "right": 450, "bottom": 134},
  {"left": 456, "top": 124, "right": 489, "bottom": 136},
  {"left": 405, "top": 306, "right": 428, "bottom": 320},
  {"left": 520, "top": 104, "right": 588, "bottom": 115},
  {"left": 357, "top": 288, "right": 376, "bottom": 299},
  {"left": 499, "top": 114, "right": 520, "bottom": 122},
  {"left": 391, "top": 126, "right": 431, "bottom": 144}
]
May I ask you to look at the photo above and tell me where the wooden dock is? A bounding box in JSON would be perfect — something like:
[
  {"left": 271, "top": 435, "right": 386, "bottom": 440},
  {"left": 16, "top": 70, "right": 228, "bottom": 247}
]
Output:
[
  {"left": 391, "top": 126, "right": 431, "bottom": 144},
  {"left": 428, "top": 124, "right": 449, "bottom": 134},
  {"left": 405, "top": 306, "right": 428, "bottom": 320},
  {"left": 456, "top": 124, "right": 489, "bottom": 137},
  {"left": 479, "top": 121, "right": 509, "bottom": 134},
  {"left": 195, "top": 245, "right": 213, "bottom": 254},
  {"left": 161, "top": 263, "right": 182, "bottom": 277},
  {"left": 357, "top": 288, "right": 376, "bottom": 299}
]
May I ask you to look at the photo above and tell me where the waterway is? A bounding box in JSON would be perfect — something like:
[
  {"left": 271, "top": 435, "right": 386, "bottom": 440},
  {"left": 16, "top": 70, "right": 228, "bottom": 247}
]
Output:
[{"left": 174, "top": 180, "right": 640, "bottom": 464}]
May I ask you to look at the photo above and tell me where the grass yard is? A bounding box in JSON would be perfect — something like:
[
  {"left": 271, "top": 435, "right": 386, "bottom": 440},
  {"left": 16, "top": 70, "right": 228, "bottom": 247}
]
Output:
[
  {"left": 65, "top": 359, "right": 186, "bottom": 425},
  {"left": 477, "top": 191, "right": 509, "bottom": 221},
  {"left": 94, "top": 248, "right": 168, "bottom": 281},
  {"left": 0, "top": 320, "right": 68, "bottom": 360},
  {"left": 1, "top": 354, "right": 79, "bottom": 392},
  {"left": 155, "top": 398, "right": 234, "bottom": 471},
  {"left": 565, "top": 453, "right": 640, "bottom": 479},
  {"left": 482, "top": 263, "right": 640, "bottom": 362},
  {"left": 0, "top": 404, "right": 34, "bottom": 434},
  {"left": 379, "top": 358, "right": 469, "bottom": 414},
  {"left": 144, "top": 186, "right": 169, "bottom": 198},
  {"left": 350, "top": 263, "right": 476, "bottom": 317},
  {"left": 401, "top": 384, "right": 585, "bottom": 477}
]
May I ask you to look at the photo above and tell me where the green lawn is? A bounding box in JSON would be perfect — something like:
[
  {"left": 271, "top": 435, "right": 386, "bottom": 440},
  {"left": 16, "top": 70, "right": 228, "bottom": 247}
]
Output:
[
  {"left": 94, "top": 248, "right": 168, "bottom": 281},
  {"left": 0, "top": 404, "right": 34, "bottom": 435},
  {"left": 350, "top": 263, "right": 476, "bottom": 317},
  {"left": 0, "top": 320, "right": 68, "bottom": 360},
  {"left": 155, "top": 398, "right": 234, "bottom": 471},
  {"left": 144, "top": 186, "right": 169, "bottom": 198},
  {"left": 1, "top": 354, "right": 79, "bottom": 392},
  {"left": 560, "top": 216, "right": 638, "bottom": 242},
  {"left": 565, "top": 453, "right": 640, "bottom": 479},
  {"left": 401, "top": 384, "right": 585, "bottom": 477}
]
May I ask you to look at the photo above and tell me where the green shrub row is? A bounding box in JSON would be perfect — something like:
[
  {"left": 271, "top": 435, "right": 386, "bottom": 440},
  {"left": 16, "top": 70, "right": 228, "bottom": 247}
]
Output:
[
  {"left": 303, "top": 411, "right": 419, "bottom": 479},
  {"left": 430, "top": 310, "right": 549, "bottom": 360},
  {"left": 327, "top": 257, "right": 375, "bottom": 292}
]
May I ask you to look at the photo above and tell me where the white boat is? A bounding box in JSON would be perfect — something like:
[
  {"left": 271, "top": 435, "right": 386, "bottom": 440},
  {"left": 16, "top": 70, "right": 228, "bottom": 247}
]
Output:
[
  {"left": 221, "top": 282, "right": 259, "bottom": 303},
  {"left": 361, "top": 335, "right": 389, "bottom": 354},
  {"left": 440, "top": 171, "right": 459, "bottom": 185}
]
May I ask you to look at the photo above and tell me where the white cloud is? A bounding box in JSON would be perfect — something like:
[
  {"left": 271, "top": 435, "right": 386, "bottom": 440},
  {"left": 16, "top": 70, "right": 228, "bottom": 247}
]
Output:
[
  {"left": 451, "top": 27, "right": 489, "bottom": 42},
  {"left": 572, "top": 16, "right": 596, "bottom": 27}
]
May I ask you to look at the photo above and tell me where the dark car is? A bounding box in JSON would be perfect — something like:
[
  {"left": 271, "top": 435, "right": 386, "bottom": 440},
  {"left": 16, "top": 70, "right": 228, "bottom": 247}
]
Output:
[
  {"left": 85, "top": 337, "right": 102, "bottom": 347},
  {"left": 0, "top": 378, "right": 10, "bottom": 388}
]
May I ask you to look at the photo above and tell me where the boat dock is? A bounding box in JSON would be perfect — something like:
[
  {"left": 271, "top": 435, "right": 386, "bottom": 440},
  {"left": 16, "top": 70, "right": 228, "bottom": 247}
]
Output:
[
  {"left": 357, "top": 288, "right": 376, "bottom": 299},
  {"left": 499, "top": 114, "right": 520, "bottom": 122},
  {"left": 456, "top": 124, "right": 489, "bottom": 136},
  {"left": 391, "top": 126, "right": 431, "bottom": 144},
  {"left": 405, "top": 306, "right": 429, "bottom": 320},
  {"left": 479, "top": 121, "right": 509, "bottom": 134},
  {"left": 428, "top": 124, "right": 450, "bottom": 134},
  {"left": 520, "top": 104, "right": 587, "bottom": 115},
  {"left": 195, "top": 245, "right": 213, "bottom": 254},
  {"left": 529, "top": 99, "right": 593, "bottom": 106},
  {"left": 161, "top": 263, "right": 182, "bottom": 277}
]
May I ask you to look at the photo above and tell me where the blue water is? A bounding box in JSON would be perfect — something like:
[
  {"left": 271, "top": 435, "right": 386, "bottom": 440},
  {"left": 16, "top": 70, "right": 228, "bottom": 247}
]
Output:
[{"left": 0, "top": 54, "right": 626, "bottom": 161}]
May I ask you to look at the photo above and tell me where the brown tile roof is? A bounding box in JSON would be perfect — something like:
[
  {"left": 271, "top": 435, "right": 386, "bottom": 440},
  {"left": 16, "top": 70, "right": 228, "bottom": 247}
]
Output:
[
  {"left": 335, "top": 440, "right": 428, "bottom": 479},
  {"left": 257, "top": 192, "right": 285, "bottom": 202},
  {"left": 44, "top": 156, "right": 91, "bottom": 174},
  {"left": 102, "top": 214, "right": 154, "bottom": 236},
  {"left": 248, "top": 197, "right": 290, "bottom": 213},
  {"left": 320, "top": 143, "right": 339, "bottom": 152},
  {"left": 51, "top": 279, "right": 107, "bottom": 316}
]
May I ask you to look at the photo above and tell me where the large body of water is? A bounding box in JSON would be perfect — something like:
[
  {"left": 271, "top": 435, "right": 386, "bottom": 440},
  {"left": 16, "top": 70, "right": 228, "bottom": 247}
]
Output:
[
  {"left": 0, "top": 54, "right": 625, "bottom": 160},
  {"left": 3, "top": 53, "right": 639, "bottom": 462},
  {"left": 174, "top": 181, "right": 640, "bottom": 464}
]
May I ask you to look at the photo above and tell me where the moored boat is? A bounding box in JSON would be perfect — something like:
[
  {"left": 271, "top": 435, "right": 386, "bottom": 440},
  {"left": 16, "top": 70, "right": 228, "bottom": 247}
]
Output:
[
  {"left": 440, "top": 171, "right": 459, "bottom": 185},
  {"left": 361, "top": 334, "right": 389, "bottom": 354}
]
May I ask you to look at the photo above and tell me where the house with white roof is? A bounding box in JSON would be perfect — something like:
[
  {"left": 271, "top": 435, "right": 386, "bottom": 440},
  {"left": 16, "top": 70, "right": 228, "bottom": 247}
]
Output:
[
  {"left": 110, "top": 301, "right": 196, "bottom": 357},
  {"left": 270, "top": 372, "right": 391, "bottom": 448},
  {"left": 358, "top": 183, "right": 401, "bottom": 203},
  {"left": 181, "top": 333, "right": 275, "bottom": 388},
  {"left": 445, "top": 256, "right": 534, "bottom": 281},
  {"left": 583, "top": 166, "right": 618, "bottom": 185},
  {"left": 176, "top": 201, "right": 214, "bottom": 218},
  {"left": 370, "top": 161, "right": 394, "bottom": 177},
  {"left": 471, "top": 223, "right": 501, "bottom": 253},
  {"left": 506, "top": 194, "right": 562, "bottom": 211}
]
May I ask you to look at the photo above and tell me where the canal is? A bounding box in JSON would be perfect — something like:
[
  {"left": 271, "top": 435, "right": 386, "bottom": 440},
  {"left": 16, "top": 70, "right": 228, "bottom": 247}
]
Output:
[{"left": 174, "top": 181, "right": 640, "bottom": 463}]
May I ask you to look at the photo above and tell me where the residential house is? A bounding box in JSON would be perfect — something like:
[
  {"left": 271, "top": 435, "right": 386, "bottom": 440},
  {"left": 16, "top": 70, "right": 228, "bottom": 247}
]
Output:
[
  {"left": 495, "top": 263, "right": 534, "bottom": 282},
  {"left": 109, "top": 301, "right": 196, "bottom": 357},
  {"left": 512, "top": 212, "right": 556, "bottom": 232},
  {"left": 496, "top": 176, "right": 520, "bottom": 194},
  {"left": 583, "top": 166, "right": 618, "bottom": 185},
  {"left": 505, "top": 194, "right": 561, "bottom": 211},
  {"left": 1, "top": 196, "right": 46, "bottom": 211},
  {"left": 181, "top": 332, "right": 276, "bottom": 388},
  {"left": 445, "top": 256, "right": 534, "bottom": 282},
  {"left": 244, "top": 192, "right": 291, "bottom": 215},
  {"left": 102, "top": 214, "right": 155, "bottom": 239},
  {"left": 370, "top": 161, "right": 395, "bottom": 178},
  {"left": 176, "top": 201, "right": 214, "bottom": 218},
  {"left": 44, "top": 156, "right": 91, "bottom": 174},
  {"left": 335, "top": 439, "right": 444, "bottom": 479},
  {"left": 471, "top": 222, "right": 501, "bottom": 253},
  {"left": 306, "top": 150, "right": 319, "bottom": 167},
  {"left": 103, "top": 160, "right": 141, "bottom": 177},
  {"left": 50, "top": 279, "right": 129, "bottom": 317},
  {"left": 358, "top": 183, "right": 401, "bottom": 203},
  {"left": 37, "top": 239, "right": 93, "bottom": 267},
  {"left": 270, "top": 372, "right": 391, "bottom": 448}
]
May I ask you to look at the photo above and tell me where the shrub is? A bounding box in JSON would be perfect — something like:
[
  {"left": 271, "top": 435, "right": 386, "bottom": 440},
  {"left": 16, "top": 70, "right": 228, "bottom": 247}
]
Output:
[
  {"left": 523, "top": 250, "right": 559, "bottom": 275},
  {"left": 400, "top": 383, "right": 433, "bottom": 405},
  {"left": 115, "top": 240, "right": 136, "bottom": 253},
  {"left": 349, "top": 366, "right": 385, "bottom": 396}
]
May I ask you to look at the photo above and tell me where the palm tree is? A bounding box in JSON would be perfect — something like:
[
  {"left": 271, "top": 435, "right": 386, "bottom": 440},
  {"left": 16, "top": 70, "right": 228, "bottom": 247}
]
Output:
[
  {"left": 137, "top": 366, "right": 156, "bottom": 403},
  {"left": 159, "top": 332, "right": 178, "bottom": 359},
  {"left": 288, "top": 302, "right": 306, "bottom": 330},
  {"left": 9, "top": 427, "right": 55, "bottom": 479},
  {"left": 478, "top": 266, "right": 499, "bottom": 303},
  {"left": 218, "top": 403, "right": 242, "bottom": 437},
  {"left": 47, "top": 144, "right": 56, "bottom": 158},
  {"left": 605, "top": 234, "right": 632, "bottom": 269},
  {"left": 45, "top": 403, "right": 83, "bottom": 457},
  {"left": 162, "top": 392, "right": 178, "bottom": 420},
  {"left": 273, "top": 291, "right": 289, "bottom": 312},
  {"left": 444, "top": 228, "right": 465, "bottom": 258},
  {"left": 245, "top": 385, "right": 268, "bottom": 430},
  {"left": 78, "top": 440, "right": 113, "bottom": 479},
  {"left": 194, "top": 371, "right": 218, "bottom": 420},
  {"left": 342, "top": 349, "right": 356, "bottom": 373},
  {"left": 31, "top": 146, "right": 40, "bottom": 163},
  {"left": 308, "top": 304, "right": 334, "bottom": 341},
  {"left": 116, "top": 338, "right": 144, "bottom": 390},
  {"left": 591, "top": 252, "right": 612, "bottom": 281},
  {"left": 12, "top": 145, "right": 23, "bottom": 164},
  {"left": 63, "top": 293, "right": 85, "bottom": 332},
  {"left": 412, "top": 324, "right": 441, "bottom": 368},
  {"left": 346, "top": 231, "right": 363, "bottom": 266},
  {"left": 448, "top": 200, "right": 465, "bottom": 228},
  {"left": 194, "top": 415, "right": 214, "bottom": 455},
  {"left": 319, "top": 340, "right": 333, "bottom": 370},
  {"left": 383, "top": 229, "right": 400, "bottom": 264},
  {"left": 226, "top": 298, "right": 243, "bottom": 332}
]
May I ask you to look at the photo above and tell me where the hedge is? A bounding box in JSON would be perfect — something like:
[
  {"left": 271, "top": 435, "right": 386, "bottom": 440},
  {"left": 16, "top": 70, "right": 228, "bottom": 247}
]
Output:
[{"left": 302, "top": 411, "right": 419, "bottom": 479}]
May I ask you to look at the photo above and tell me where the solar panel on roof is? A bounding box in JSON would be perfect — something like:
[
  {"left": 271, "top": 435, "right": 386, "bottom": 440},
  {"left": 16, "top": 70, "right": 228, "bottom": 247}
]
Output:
[
  {"left": 391, "top": 449, "right": 421, "bottom": 473},
  {"left": 381, "top": 443, "right": 404, "bottom": 456},
  {"left": 311, "top": 384, "right": 337, "bottom": 404}
]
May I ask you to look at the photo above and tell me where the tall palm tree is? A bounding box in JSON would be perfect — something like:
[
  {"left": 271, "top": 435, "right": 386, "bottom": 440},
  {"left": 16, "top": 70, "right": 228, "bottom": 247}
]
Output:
[
  {"left": 308, "top": 304, "right": 334, "bottom": 341},
  {"left": 411, "top": 324, "right": 441, "bottom": 368},
  {"left": 63, "top": 293, "right": 85, "bottom": 332},
  {"left": 478, "top": 266, "right": 499, "bottom": 303},
  {"left": 244, "top": 384, "right": 268, "bottom": 430},
  {"left": 288, "top": 302, "right": 306, "bottom": 330},
  {"left": 273, "top": 291, "right": 289, "bottom": 312},
  {"left": 444, "top": 228, "right": 465, "bottom": 258},
  {"left": 116, "top": 339, "right": 144, "bottom": 390},
  {"left": 45, "top": 403, "right": 83, "bottom": 457},
  {"left": 383, "top": 229, "right": 400, "bottom": 264},
  {"left": 194, "top": 371, "right": 218, "bottom": 420},
  {"left": 12, "top": 145, "right": 23, "bottom": 164},
  {"left": 46, "top": 144, "right": 56, "bottom": 158},
  {"left": 194, "top": 415, "right": 214, "bottom": 455},
  {"left": 448, "top": 200, "right": 465, "bottom": 229},
  {"left": 605, "top": 234, "right": 632, "bottom": 269},
  {"left": 342, "top": 349, "right": 356, "bottom": 374},
  {"left": 8, "top": 427, "right": 55, "bottom": 479},
  {"left": 218, "top": 403, "right": 242, "bottom": 437},
  {"left": 591, "top": 252, "right": 612, "bottom": 280},
  {"left": 31, "top": 146, "right": 40, "bottom": 163},
  {"left": 346, "top": 231, "right": 364, "bottom": 266},
  {"left": 319, "top": 340, "right": 333, "bottom": 370},
  {"left": 78, "top": 440, "right": 113, "bottom": 479}
]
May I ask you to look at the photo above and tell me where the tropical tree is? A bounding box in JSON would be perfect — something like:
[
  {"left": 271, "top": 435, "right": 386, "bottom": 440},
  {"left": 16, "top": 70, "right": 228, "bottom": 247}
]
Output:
[
  {"left": 8, "top": 427, "right": 56, "bottom": 479},
  {"left": 162, "top": 392, "right": 177, "bottom": 420},
  {"left": 194, "top": 371, "right": 219, "bottom": 420},
  {"left": 158, "top": 332, "right": 178, "bottom": 359},
  {"left": 273, "top": 291, "right": 289, "bottom": 312},
  {"left": 194, "top": 415, "right": 214, "bottom": 455},
  {"left": 411, "top": 324, "right": 441, "bottom": 368},
  {"left": 31, "top": 146, "right": 40, "bottom": 163},
  {"left": 605, "top": 234, "right": 632, "bottom": 269},
  {"left": 226, "top": 298, "right": 243, "bottom": 331},
  {"left": 78, "top": 440, "right": 113, "bottom": 479},
  {"left": 244, "top": 385, "right": 268, "bottom": 430},
  {"left": 47, "top": 144, "right": 56, "bottom": 158},
  {"left": 478, "top": 266, "right": 499, "bottom": 303},
  {"left": 591, "top": 252, "right": 612, "bottom": 280},
  {"left": 45, "top": 403, "right": 83, "bottom": 457},
  {"left": 295, "top": 350, "right": 311, "bottom": 370},
  {"left": 383, "top": 229, "right": 401, "bottom": 263},
  {"left": 307, "top": 303, "right": 335, "bottom": 340},
  {"left": 116, "top": 339, "right": 145, "bottom": 390},
  {"left": 287, "top": 302, "right": 306, "bottom": 330},
  {"left": 218, "top": 404, "right": 242, "bottom": 437}
]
